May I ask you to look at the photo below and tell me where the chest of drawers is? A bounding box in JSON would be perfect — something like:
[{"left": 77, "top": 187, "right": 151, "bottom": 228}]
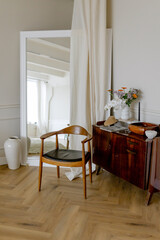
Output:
[{"left": 93, "top": 123, "right": 152, "bottom": 190}]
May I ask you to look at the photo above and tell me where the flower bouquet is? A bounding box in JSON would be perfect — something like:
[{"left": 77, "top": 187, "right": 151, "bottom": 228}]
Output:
[
  {"left": 104, "top": 87, "right": 139, "bottom": 120},
  {"left": 104, "top": 87, "right": 139, "bottom": 111}
]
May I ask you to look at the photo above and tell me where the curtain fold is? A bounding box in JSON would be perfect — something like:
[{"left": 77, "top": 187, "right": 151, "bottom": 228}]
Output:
[
  {"left": 37, "top": 81, "right": 52, "bottom": 136},
  {"left": 70, "top": 0, "right": 112, "bottom": 148},
  {"left": 66, "top": 0, "right": 112, "bottom": 180}
]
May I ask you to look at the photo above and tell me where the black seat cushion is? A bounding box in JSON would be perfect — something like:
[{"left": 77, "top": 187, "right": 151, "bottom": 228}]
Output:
[{"left": 43, "top": 149, "right": 90, "bottom": 162}]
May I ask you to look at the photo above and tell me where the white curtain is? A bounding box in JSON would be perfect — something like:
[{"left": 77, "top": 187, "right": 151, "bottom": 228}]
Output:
[
  {"left": 66, "top": 0, "right": 112, "bottom": 180},
  {"left": 70, "top": 0, "right": 112, "bottom": 148},
  {"left": 37, "top": 81, "right": 52, "bottom": 136}
]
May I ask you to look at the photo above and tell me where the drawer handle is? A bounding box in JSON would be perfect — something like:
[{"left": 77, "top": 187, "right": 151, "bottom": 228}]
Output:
[
  {"left": 127, "top": 149, "right": 136, "bottom": 155},
  {"left": 127, "top": 140, "right": 138, "bottom": 145}
]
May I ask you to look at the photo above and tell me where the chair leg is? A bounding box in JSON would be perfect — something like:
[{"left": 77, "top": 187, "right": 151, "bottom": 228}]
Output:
[
  {"left": 88, "top": 158, "right": 92, "bottom": 183},
  {"left": 38, "top": 159, "right": 43, "bottom": 191},
  {"left": 57, "top": 166, "right": 60, "bottom": 178},
  {"left": 145, "top": 185, "right": 157, "bottom": 205},
  {"left": 82, "top": 164, "right": 86, "bottom": 199}
]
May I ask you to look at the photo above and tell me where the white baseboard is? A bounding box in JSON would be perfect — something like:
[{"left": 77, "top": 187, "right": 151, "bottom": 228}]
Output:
[
  {"left": 27, "top": 156, "right": 56, "bottom": 167},
  {"left": 0, "top": 155, "right": 56, "bottom": 167}
]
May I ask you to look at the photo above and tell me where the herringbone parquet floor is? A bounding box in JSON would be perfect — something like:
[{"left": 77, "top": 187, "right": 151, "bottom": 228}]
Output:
[{"left": 0, "top": 164, "right": 160, "bottom": 240}]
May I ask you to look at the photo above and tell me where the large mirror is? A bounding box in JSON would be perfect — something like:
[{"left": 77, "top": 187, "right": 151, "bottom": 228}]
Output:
[{"left": 20, "top": 30, "right": 71, "bottom": 165}]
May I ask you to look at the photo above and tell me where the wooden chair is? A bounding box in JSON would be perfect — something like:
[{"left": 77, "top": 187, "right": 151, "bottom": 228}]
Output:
[
  {"left": 146, "top": 137, "right": 160, "bottom": 205},
  {"left": 38, "top": 125, "right": 92, "bottom": 199}
]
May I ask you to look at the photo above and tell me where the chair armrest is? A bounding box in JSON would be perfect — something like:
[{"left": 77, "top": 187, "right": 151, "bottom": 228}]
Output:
[
  {"left": 81, "top": 136, "right": 93, "bottom": 144},
  {"left": 40, "top": 131, "right": 58, "bottom": 140}
]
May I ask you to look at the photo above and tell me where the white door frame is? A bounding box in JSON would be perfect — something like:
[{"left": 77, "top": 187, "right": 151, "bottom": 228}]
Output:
[{"left": 20, "top": 30, "right": 71, "bottom": 164}]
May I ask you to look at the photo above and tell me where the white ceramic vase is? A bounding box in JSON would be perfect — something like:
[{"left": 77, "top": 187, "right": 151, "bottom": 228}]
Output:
[
  {"left": 4, "top": 136, "right": 21, "bottom": 170},
  {"left": 113, "top": 107, "right": 122, "bottom": 119},
  {"left": 121, "top": 105, "right": 131, "bottom": 120}
]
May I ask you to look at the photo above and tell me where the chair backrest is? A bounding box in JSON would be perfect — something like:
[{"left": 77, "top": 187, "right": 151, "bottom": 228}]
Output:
[
  {"left": 150, "top": 137, "right": 160, "bottom": 184},
  {"left": 57, "top": 125, "right": 90, "bottom": 137}
]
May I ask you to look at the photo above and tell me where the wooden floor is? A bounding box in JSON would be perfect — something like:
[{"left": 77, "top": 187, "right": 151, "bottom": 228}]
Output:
[{"left": 0, "top": 165, "right": 160, "bottom": 240}]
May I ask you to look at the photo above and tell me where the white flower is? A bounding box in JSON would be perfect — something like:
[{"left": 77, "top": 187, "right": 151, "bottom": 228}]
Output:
[{"left": 104, "top": 98, "right": 125, "bottom": 111}]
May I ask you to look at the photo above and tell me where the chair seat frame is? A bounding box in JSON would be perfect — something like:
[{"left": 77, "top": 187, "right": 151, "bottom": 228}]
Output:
[{"left": 38, "top": 125, "right": 92, "bottom": 199}]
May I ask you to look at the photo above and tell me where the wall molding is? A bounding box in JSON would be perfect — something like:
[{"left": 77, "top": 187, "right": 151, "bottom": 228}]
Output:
[
  {"left": 0, "top": 104, "right": 20, "bottom": 121},
  {"left": 0, "top": 104, "right": 20, "bottom": 159},
  {"left": 129, "top": 106, "right": 160, "bottom": 124},
  {"left": 141, "top": 108, "right": 160, "bottom": 116},
  {"left": 0, "top": 104, "right": 20, "bottom": 110},
  {"left": 131, "top": 106, "right": 160, "bottom": 116},
  {"left": 0, "top": 117, "right": 20, "bottom": 121},
  {"left": 0, "top": 157, "right": 7, "bottom": 165}
]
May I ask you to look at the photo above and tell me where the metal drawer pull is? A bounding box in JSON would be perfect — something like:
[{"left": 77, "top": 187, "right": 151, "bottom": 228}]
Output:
[
  {"left": 127, "top": 149, "right": 136, "bottom": 155},
  {"left": 128, "top": 140, "right": 138, "bottom": 145}
]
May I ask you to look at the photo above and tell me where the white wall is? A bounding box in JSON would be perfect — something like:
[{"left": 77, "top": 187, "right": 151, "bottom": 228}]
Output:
[
  {"left": 0, "top": 0, "right": 73, "bottom": 161},
  {"left": 109, "top": 0, "right": 160, "bottom": 123}
]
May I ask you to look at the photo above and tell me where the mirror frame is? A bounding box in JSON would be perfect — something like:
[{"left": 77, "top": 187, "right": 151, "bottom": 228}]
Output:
[{"left": 20, "top": 30, "right": 71, "bottom": 164}]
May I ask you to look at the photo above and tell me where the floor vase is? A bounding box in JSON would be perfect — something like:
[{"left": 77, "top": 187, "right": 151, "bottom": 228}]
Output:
[{"left": 4, "top": 136, "right": 21, "bottom": 170}]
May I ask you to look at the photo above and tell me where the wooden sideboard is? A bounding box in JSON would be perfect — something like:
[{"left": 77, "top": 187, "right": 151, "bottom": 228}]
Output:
[{"left": 93, "top": 122, "right": 153, "bottom": 191}]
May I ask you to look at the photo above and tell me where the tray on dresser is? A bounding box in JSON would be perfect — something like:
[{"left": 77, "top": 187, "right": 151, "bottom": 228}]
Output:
[{"left": 128, "top": 122, "right": 158, "bottom": 135}]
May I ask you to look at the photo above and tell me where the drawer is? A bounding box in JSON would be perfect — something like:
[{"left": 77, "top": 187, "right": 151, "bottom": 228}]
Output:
[
  {"left": 126, "top": 138, "right": 145, "bottom": 155},
  {"left": 127, "top": 138, "right": 140, "bottom": 148},
  {"left": 124, "top": 137, "right": 147, "bottom": 189}
]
